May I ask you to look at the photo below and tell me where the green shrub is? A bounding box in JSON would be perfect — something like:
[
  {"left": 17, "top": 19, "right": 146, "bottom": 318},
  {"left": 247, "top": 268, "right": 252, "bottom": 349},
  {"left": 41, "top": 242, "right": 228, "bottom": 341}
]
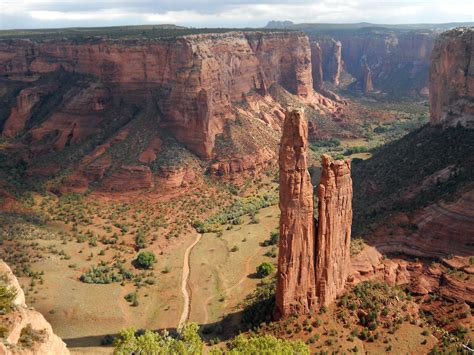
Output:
[
  {"left": 228, "top": 334, "right": 309, "bottom": 354},
  {"left": 113, "top": 323, "right": 203, "bottom": 354},
  {"left": 18, "top": 324, "right": 46, "bottom": 348},
  {"left": 136, "top": 252, "right": 156, "bottom": 269},
  {"left": 256, "top": 262, "right": 274, "bottom": 278},
  {"left": 0, "top": 281, "right": 17, "bottom": 314}
]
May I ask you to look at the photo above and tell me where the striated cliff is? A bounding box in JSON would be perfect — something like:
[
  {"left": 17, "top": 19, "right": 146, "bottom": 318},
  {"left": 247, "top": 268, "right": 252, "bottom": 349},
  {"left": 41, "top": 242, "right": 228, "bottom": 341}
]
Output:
[
  {"left": 0, "top": 31, "right": 314, "bottom": 159},
  {"left": 275, "top": 110, "right": 353, "bottom": 318},
  {"left": 429, "top": 27, "right": 473, "bottom": 127},
  {"left": 307, "top": 29, "right": 436, "bottom": 95},
  {"left": 314, "top": 37, "right": 342, "bottom": 86},
  {"left": 0, "top": 30, "right": 343, "bottom": 193},
  {"left": 0, "top": 261, "right": 69, "bottom": 354},
  {"left": 275, "top": 110, "right": 317, "bottom": 318}
]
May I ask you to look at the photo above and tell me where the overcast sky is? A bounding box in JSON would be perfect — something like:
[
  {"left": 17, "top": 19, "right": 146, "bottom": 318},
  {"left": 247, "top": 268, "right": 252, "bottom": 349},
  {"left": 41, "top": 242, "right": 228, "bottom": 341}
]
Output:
[{"left": 0, "top": 0, "right": 473, "bottom": 30}]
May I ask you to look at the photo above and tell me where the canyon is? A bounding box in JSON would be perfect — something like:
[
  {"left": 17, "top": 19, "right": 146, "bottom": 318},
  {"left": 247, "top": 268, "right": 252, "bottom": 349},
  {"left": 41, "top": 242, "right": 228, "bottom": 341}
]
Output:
[
  {"left": 0, "top": 30, "right": 343, "bottom": 194},
  {"left": 0, "top": 24, "right": 472, "bottom": 354},
  {"left": 267, "top": 22, "right": 442, "bottom": 96},
  {"left": 275, "top": 27, "right": 473, "bottom": 321}
]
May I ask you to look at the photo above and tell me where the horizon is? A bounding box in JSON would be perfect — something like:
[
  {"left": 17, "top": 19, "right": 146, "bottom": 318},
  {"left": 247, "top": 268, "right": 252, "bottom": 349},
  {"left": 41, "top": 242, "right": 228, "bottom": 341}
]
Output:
[{"left": 0, "top": 0, "right": 473, "bottom": 30}]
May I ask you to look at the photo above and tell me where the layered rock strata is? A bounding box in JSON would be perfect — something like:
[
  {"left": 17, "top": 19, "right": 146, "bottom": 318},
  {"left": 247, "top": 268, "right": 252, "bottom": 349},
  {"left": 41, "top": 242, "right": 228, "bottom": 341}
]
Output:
[
  {"left": 429, "top": 27, "right": 474, "bottom": 127},
  {"left": 315, "top": 154, "right": 353, "bottom": 306},
  {"left": 275, "top": 110, "right": 353, "bottom": 317},
  {"left": 0, "top": 261, "right": 69, "bottom": 354},
  {"left": 275, "top": 110, "right": 317, "bottom": 318},
  {"left": 0, "top": 31, "right": 316, "bottom": 159}
]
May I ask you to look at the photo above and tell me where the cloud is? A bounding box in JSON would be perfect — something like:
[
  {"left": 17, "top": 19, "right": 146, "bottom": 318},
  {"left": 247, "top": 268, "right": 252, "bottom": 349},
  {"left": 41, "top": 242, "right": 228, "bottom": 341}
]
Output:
[{"left": 0, "top": 0, "right": 473, "bottom": 30}]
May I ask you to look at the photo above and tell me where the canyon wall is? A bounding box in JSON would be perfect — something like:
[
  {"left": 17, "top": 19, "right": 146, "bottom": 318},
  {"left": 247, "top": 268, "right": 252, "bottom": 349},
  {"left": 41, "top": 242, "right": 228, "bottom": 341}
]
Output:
[
  {"left": 429, "top": 27, "right": 473, "bottom": 127},
  {"left": 317, "top": 38, "right": 342, "bottom": 86},
  {"left": 0, "top": 261, "right": 69, "bottom": 354},
  {"left": 275, "top": 110, "right": 317, "bottom": 318},
  {"left": 0, "top": 31, "right": 314, "bottom": 159},
  {"left": 308, "top": 29, "right": 436, "bottom": 95},
  {"left": 275, "top": 111, "right": 353, "bottom": 317}
]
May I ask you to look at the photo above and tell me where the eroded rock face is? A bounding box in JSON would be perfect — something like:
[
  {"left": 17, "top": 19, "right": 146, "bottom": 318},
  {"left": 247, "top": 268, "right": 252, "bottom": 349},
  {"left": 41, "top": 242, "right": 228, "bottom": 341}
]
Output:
[
  {"left": 429, "top": 28, "right": 474, "bottom": 128},
  {"left": 275, "top": 111, "right": 353, "bottom": 317},
  {"left": 2, "top": 88, "right": 42, "bottom": 138},
  {"left": 318, "top": 38, "right": 342, "bottom": 86},
  {"left": 275, "top": 110, "right": 317, "bottom": 318},
  {"left": 0, "top": 31, "right": 314, "bottom": 159},
  {"left": 311, "top": 42, "right": 324, "bottom": 91},
  {"left": 0, "top": 261, "right": 69, "bottom": 354},
  {"left": 309, "top": 29, "right": 436, "bottom": 95},
  {"left": 315, "top": 154, "right": 353, "bottom": 306},
  {"left": 362, "top": 64, "right": 374, "bottom": 93}
]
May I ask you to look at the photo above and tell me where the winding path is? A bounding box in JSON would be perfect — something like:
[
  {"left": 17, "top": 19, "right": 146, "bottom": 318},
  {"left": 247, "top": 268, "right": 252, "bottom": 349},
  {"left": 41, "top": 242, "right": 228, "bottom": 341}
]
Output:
[{"left": 178, "top": 233, "right": 202, "bottom": 330}]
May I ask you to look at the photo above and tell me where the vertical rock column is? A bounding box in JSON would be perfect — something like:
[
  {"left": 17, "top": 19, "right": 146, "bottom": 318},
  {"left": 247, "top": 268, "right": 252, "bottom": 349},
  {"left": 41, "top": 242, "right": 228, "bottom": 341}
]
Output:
[
  {"left": 315, "top": 154, "right": 353, "bottom": 306},
  {"left": 362, "top": 63, "right": 374, "bottom": 93},
  {"left": 274, "top": 110, "right": 317, "bottom": 318},
  {"left": 311, "top": 42, "right": 324, "bottom": 91}
]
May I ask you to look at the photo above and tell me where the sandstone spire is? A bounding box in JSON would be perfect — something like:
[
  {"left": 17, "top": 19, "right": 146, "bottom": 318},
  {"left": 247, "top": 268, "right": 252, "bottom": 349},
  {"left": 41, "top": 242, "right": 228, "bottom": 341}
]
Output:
[
  {"left": 362, "top": 63, "right": 374, "bottom": 93},
  {"left": 315, "top": 154, "right": 353, "bottom": 306},
  {"left": 311, "top": 42, "right": 324, "bottom": 91},
  {"left": 274, "top": 110, "right": 317, "bottom": 318}
]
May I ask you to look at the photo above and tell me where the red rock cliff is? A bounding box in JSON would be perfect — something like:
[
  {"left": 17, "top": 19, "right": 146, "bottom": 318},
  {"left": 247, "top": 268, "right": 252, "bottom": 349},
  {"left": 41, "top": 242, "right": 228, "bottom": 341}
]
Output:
[
  {"left": 310, "top": 29, "right": 436, "bottom": 95},
  {"left": 429, "top": 28, "right": 473, "bottom": 128},
  {"left": 318, "top": 38, "right": 342, "bottom": 86},
  {"left": 315, "top": 154, "right": 353, "bottom": 306},
  {"left": 0, "top": 31, "right": 314, "bottom": 159},
  {"left": 275, "top": 110, "right": 317, "bottom": 318}
]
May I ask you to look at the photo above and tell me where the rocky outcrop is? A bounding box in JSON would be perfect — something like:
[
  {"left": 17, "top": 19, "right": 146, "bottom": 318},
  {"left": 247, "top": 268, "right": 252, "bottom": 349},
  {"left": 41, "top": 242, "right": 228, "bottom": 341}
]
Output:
[
  {"left": 0, "top": 261, "right": 69, "bottom": 354},
  {"left": 209, "top": 147, "right": 275, "bottom": 177},
  {"left": 0, "top": 31, "right": 315, "bottom": 159},
  {"left": 100, "top": 165, "right": 154, "bottom": 192},
  {"left": 429, "top": 27, "right": 474, "bottom": 128},
  {"left": 2, "top": 88, "right": 42, "bottom": 137},
  {"left": 275, "top": 110, "right": 317, "bottom": 318},
  {"left": 311, "top": 43, "right": 324, "bottom": 91},
  {"left": 318, "top": 38, "right": 342, "bottom": 86},
  {"left": 275, "top": 111, "right": 353, "bottom": 317},
  {"left": 349, "top": 246, "right": 474, "bottom": 305},
  {"left": 315, "top": 155, "right": 353, "bottom": 306},
  {"left": 362, "top": 64, "right": 373, "bottom": 93}
]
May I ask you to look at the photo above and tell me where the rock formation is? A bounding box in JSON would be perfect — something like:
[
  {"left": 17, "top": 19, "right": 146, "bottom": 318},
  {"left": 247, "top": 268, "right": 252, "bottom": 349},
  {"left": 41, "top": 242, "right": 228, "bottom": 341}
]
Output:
[
  {"left": 362, "top": 64, "right": 374, "bottom": 93},
  {"left": 0, "top": 261, "right": 69, "bottom": 354},
  {"left": 319, "top": 38, "right": 342, "bottom": 86},
  {"left": 429, "top": 27, "right": 473, "bottom": 128},
  {"left": 275, "top": 111, "right": 353, "bottom": 317},
  {"left": 311, "top": 42, "right": 324, "bottom": 91},
  {"left": 0, "top": 31, "right": 315, "bottom": 159},
  {"left": 315, "top": 154, "right": 353, "bottom": 306},
  {"left": 307, "top": 29, "right": 436, "bottom": 96},
  {"left": 275, "top": 110, "right": 317, "bottom": 318}
]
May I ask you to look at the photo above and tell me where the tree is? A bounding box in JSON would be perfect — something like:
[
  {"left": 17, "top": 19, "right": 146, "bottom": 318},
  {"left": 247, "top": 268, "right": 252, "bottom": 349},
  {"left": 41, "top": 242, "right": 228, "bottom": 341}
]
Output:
[
  {"left": 114, "top": 323, "right": 203, "bottom": 355},
  {"left": 136, "top": 252, "right": 156, "bottom": 269},
  {"left": 227, "top": 334, "right": 309, "bottom": 354},
  {"left": 256, "top": 262, "right": 274, "bottom": 278}
]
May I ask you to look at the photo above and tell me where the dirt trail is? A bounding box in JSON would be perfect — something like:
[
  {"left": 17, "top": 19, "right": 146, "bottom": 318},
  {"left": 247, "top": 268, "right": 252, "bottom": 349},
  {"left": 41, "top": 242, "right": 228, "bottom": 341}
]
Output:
[{"left": 178, "top": 233, "right": 202, "bottom": 330}]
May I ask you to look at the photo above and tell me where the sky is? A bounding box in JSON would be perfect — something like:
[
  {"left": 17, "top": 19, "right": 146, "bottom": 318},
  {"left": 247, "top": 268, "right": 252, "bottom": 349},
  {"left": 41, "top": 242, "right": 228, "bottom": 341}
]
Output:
[{"left": 0, "top": 0, "right": 473, "bottom": 30}]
